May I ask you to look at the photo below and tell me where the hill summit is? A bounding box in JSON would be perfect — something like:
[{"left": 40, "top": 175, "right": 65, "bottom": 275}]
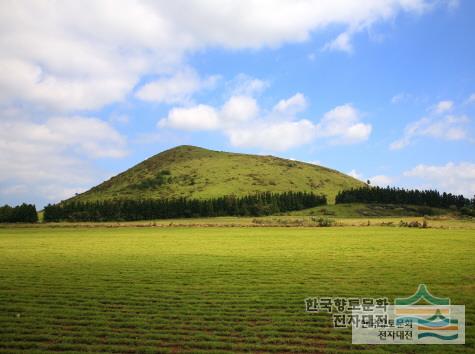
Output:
[{"left": 69, "top": 145, "right": 365, "bottom": 204}]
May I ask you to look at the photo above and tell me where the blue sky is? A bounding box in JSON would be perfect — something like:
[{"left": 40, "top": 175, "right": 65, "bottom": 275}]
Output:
[{"left": 0, "top": 0, "right": 474, "bottom": 207}]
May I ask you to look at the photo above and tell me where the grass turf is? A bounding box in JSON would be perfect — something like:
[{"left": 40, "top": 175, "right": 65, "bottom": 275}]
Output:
[
  {"left": 0, "top": 226, "right": 473, "bottom": 353},
  {"left": 70, "top": 145, "right": 364, "bottom": 204}
]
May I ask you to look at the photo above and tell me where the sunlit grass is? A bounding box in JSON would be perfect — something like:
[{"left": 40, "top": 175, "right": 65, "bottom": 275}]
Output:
[
  {"left": 0, "top": 226, "right": 473, "bottom": 353},
  {"left": 72, "top": 146, "right": 364, "bottom": 204}
]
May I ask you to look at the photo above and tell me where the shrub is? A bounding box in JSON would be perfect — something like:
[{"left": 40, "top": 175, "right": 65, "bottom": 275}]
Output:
[
  {"left": 460, "top": 207, "right": 475, "bottom": 217},
  {"left": 312, "top": 217, "right": 335, "bottom": 227},
  {"left": 399, "top": 220, "right": 424, "bottom": 228}
]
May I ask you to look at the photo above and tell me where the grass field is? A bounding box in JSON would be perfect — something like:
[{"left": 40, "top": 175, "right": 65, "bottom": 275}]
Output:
[{"left": 0, "top": 226, "right": 473, "bottom": 353}]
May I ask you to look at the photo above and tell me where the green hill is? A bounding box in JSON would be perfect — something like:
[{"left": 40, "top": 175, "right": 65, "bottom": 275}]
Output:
[{"left": 69, "top": 145, "right": 365, "bottom": 204}]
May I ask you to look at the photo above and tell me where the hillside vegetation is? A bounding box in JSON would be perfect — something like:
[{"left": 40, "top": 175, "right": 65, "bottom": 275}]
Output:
[{"left": 69, "top": 145, "right": 365, "bottom": 204}]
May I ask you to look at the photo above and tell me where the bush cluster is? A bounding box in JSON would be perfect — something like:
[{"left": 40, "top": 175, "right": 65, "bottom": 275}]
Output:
[
  {"left": 336, "top": 186, "right": 471, "bottom": 209},
  {"left": 0, "top": 204, "right": 38, "bottom": 223},
  {"left": 44, "top": 192, "right": 327, "bottom": 222}
]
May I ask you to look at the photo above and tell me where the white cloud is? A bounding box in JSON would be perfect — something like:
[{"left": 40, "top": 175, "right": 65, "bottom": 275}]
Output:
[
  {"left": 273, "top": 93, "right": 307, "bottom": 115},
  {"left": 0, "top": 116, "right": 127, "bottom": 160},
  {"left": 227, "top": 120, "right": 316, "bottom": 151},
  {"left": 158, "top": 95, "right": 258, "bottom": 130},
  {"left": 0, "top": 116, "right": 126, "bottom": 205},
  {"left": 316, "top": 104, "right": 372, "bottom": 144},
  {"left": 226, "top": 74, "right": 269, "bottom": 97},
  {"left": 0, "top": 0, "right": 434, "bottom": 112},
  {"left": 0, "top": 0, "right": 165, "bottom": 111},
  {"left": 390, "top": 114, "right": 470, "bottom": 150},
  {"left": 153, "top": 0, "right": 430, "bottom": 49},
  {"left": 320, "top": 0, "right": 431, "bottom": 54},
  {"left": 222, "top": 96, "right": 259, "bottom": 123},
  {"left": 404, "top": 162, "right": 475, "bottom": 197},
  {"left": 432, "top": 100, "right": 454, "bottom": 114},
  {"left": 158, "top": 104, "right": 220, "bottom": 131},
  {"left": 323, "top": 32, "right": 353, "bottom": 53},
  {"left": 0, "top": 58, "right": 136, "bottom": 111},
  {"left": 369, "top": 175, "right": 393, "bottom": 187},
  {"left": 158, "top": 89, "right": 375, "bottom": 152},
  {"left": 135, "top": 68, "right": 219, "bottom": 104},
  {"left": 159, "top": 98, "right": 372, "bottom": 150}
]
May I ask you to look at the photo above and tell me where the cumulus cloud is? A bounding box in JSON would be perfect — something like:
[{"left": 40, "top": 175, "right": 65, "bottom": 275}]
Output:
[
  {"left": 316, "top": 104, "right": 372, "bottom": 144},
  {"left": 158, "top": 92, "right": 312, "bottom": 151},
  {"left": 153, "top": 0, "right": 430, "bottom": 49},
  {"left": 0, "top": 1, "right": 163, "bottom": 111},
  {"left": 0, "top": 116, "right": 127, "bottom": 160},
  {"left": 222, "top": 96, "right": 259, "bottom": 123},
  {"left": 390, "top": 114, "right": 470, "bottom": 150},
  {"left": 227, "top": 120, "right": 316, "bottom": 151},
  {"left": 158, "top": 95, "right": 258, "bottom": 131},
  {"left": 135, "top": 68, "right": 219, "bottom": 104},
  {"left": 404, "top": 162, "right": 475, "bottom": 197},
  {"left": 0, "top": 116, "right": 126, "bottom": 205},
  {"left": 391, "top": 98, "right": 473, "bottom": 149},
  {"left": 273, "top": 93, "right": 307, "bottom": 115},
  {"left": 0, "top": 0, "right": 434, "bottom": 112},
  {"left": 159, "top": 96, "right": 372, "bottom": 151},
  {"left": 320, "top": 0, "right": 430, "bottom": 54},
  {"left": 0, "top": 58, "right": 136, "bottom": 112},
  {"left": 158, "top": 104, "right": 220, "bottom": 131}
]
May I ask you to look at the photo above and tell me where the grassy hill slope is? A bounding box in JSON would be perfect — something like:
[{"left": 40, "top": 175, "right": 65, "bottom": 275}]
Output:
[
  {"left": 287, "top": 203, "right": 451, "bottom": 218},
  {"left": 69, "top": 145, "right": 365, "bottom": 204}
]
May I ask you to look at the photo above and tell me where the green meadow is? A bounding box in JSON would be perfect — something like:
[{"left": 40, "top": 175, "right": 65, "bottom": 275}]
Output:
[
  {"left": 71, "top": 146, "right": 364, "bottom": 204},
  {"left": 0, "top": 226, "right": 473, "bottom": 353}
]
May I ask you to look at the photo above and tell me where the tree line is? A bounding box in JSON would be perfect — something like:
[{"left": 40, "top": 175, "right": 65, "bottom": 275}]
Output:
[
  {"left": 43, "top": 192, "right": 327, "bottom": 222},
  {"left": 0, "top": 203, "right": 38, "bottom": 223},
  {"left": 335, "top": 186, "right": 473, "bottom": 209}
]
